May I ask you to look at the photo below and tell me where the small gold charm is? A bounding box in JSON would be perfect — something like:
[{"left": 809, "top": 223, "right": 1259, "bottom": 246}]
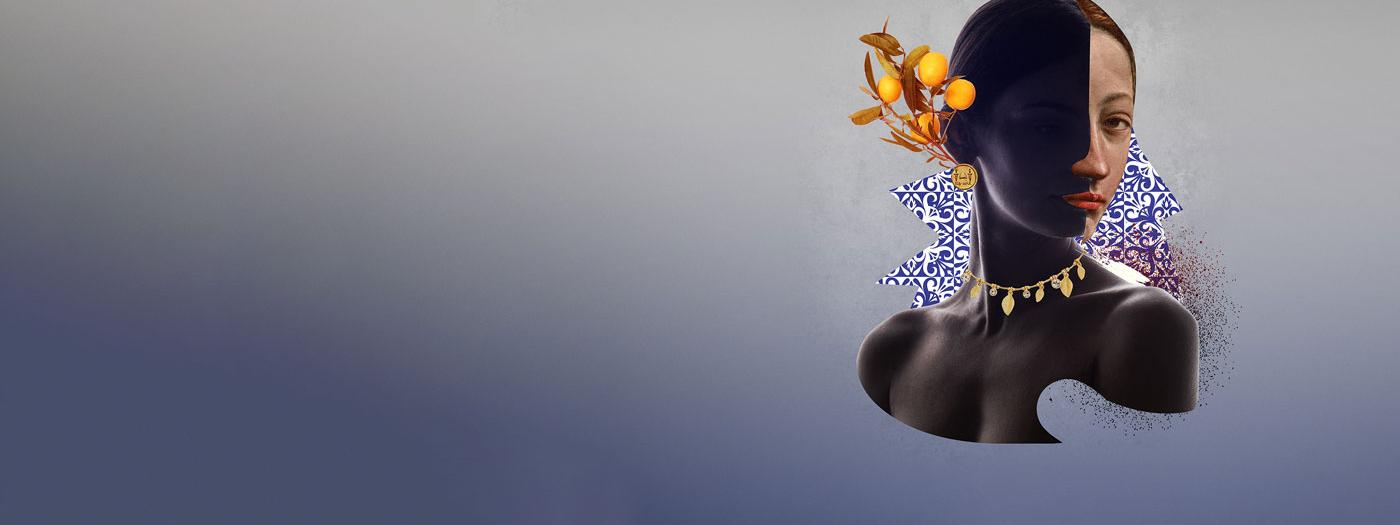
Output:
[
  {"left": 950, "top": 163, "right": 978, "bottom": 190},
  {"left": 963, "top": 253, "right": 1085, "bottom": 316}
]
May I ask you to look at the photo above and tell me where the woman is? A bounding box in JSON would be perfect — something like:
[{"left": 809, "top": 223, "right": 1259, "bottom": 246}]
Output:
[{"left": 858, "top": 0, "right": 1198, "bottom": 443}]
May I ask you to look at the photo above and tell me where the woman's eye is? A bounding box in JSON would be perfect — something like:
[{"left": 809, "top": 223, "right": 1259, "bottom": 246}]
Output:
[{"left": 1104, "top": 117, "right": 1132, "bottom": 130}]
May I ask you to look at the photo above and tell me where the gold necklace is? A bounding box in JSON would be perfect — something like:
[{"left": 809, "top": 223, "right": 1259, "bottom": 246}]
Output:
[{"left": 963, "top": 253, "right": 1087, "bottom": 316}]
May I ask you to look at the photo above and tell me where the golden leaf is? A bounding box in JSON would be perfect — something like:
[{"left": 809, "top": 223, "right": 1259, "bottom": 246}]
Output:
[
  {"left": 888, "top": 127, "right": 924, "bottom": 145},
  {"left": 906, "top": 45, "right": 930, "bottom": 69},
  {"left": 970, "top": 282, "right": 981, "bottom": 298},
  {"left": 1059, "top": 276, "right": 1073, "bottom": 297},
  {"left": 1001, "top": 293, "right": 1015, "bottom": 316},
  {"left": 1035, "top": 286, "right": 1044, "bottom": 302},
  {"left": 864, "top": 52, "right": 879, "bottom": 94},
  {"left": 850, "top": 105, "right": 882, "bottom": 125},
  {"left": 859, "top": 86, "right": 876, "bottom": 98},
  {"left": 900, "top": 56, "right": 929, "bottom": 114},
  {"left": 883, "top": 133, "right": 923, "bottom": 152},
  {"left": 932, "top": 75, "right": 964, "bottom": 97},
  {"left": 1076, "top": 262, "right": 1086, "bottom": 279},
  {"left": 907, "top": 127, "right": 931, "bottom": 144},
  {"left": 874, "top": 50, "right": 901, "bottom": 79},
  {"left": 859, "top": 32, "right": 904, "bottom": 56}
]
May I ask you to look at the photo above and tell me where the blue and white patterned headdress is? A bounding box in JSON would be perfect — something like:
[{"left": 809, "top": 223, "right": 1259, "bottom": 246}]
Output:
[{"left": 880, "top": 131, "right": 1183, "bottom": 308}]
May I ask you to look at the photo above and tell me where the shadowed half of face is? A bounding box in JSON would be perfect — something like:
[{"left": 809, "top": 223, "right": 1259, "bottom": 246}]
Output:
[{"left": 943, "top": 0, "right": 1094, "bottom": 238}]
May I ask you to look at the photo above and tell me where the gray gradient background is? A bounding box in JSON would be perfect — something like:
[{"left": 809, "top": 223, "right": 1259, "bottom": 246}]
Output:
[{"left": 1, "top": 0, "right": 1397, "bottom": 523}]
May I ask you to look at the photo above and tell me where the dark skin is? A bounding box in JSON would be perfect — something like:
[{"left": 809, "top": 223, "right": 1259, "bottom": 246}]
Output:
[
  {"left": 858, "top": 31, "right": 1198, "bottom": 444},
  {"left": 859, "top": 257, "right": 1198, "bottom": 443}
]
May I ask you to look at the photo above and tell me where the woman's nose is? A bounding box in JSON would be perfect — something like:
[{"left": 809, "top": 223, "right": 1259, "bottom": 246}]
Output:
[{"left": 1071, "top": 128, "right": 1110, "bottom": 181}]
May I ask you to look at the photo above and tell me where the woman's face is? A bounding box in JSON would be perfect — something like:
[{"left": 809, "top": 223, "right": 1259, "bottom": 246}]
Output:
[
  {"left": 1076, "top": 29, "right": 1135, "bottom": 239},
  {"left": 969, "top": 27, "right": 1135, "bottom": 240}
]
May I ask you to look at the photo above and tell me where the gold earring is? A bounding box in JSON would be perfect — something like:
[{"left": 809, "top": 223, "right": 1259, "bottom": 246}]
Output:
[{"left": 951, "top": 163, "right": 978, "bottom": 190}]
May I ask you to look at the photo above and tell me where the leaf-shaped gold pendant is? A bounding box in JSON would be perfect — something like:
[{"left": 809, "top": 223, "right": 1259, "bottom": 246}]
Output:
[
  {"left": 1076, "top": 262, "right": 1085, "bottom": 279},
  {"left": 970, "top": 282, "right": 981, "bottom": 298},
  {"left": 1059, "top": 275, "right": 1073, "bottom": 297},
  {"left": 1035, "top": 286, "right": 1044, "bottom": 302},
  {"left": 1001, "top": 293, "right": 1015, "bottom": 316}
]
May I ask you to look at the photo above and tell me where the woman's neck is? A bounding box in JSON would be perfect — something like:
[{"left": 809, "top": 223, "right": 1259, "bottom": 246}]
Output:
[{"left": 967, "top": 195, "right": 1083, "bottom": 288}]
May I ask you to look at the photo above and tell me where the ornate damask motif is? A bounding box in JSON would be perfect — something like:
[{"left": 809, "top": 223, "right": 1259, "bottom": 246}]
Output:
[
  {"left": 881, "top": 132, "right": 1182, "bottom": 307},
  {"left": 880, "top": 167, "right": 973, "bottom": 308}
]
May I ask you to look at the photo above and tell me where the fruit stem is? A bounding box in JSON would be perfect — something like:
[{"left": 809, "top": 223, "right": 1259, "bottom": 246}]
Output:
[
  {"left": 869, "top": 93, "right": 957, "bottom": 168},
  {"left": 939, "top": 111, "right": 957, "bottom": 143}
]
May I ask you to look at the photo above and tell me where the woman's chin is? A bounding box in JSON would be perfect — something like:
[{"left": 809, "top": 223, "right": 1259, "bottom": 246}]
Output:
[
  {"left": 1042, "top": 208, "right": 1090, "bottom": 238},
  {"left": 1026, "top": 222, "right": 1085, "bottom": 239},
  {"left": 1007, "top": 200, "right": 1095, "bottom": 238},
  {"left": 1081, "top": 215, "right": 1104, "bottom": 240}
]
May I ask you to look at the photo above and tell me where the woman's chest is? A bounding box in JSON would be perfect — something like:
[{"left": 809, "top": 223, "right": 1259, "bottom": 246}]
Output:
[
  {"left": 905, "top": 318, "right": 1101, "bottom": 383},
  {"left": 885, "top": 323, "right": 1102, "bottom": 441}
]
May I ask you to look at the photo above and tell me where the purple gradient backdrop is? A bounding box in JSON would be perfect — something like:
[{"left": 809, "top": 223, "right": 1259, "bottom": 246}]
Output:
[{"left": 2, "top": 0, "right": 1398, "bottom": 523}]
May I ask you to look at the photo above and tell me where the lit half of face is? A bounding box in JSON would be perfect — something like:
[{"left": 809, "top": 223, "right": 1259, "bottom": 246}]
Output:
[{"left": 1076, "top": 28, "right": 1136, "bottom": 239}]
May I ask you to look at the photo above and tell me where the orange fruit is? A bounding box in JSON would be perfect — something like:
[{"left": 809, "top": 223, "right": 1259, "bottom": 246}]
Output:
[
  {"left": 917, "top": 52, "right": 948, "bottom": 87},
  {"left": 945, "top": 79, "right": 976, "bottom": 110},
  {"left": 877, "top": 75, "right": 902, "bottom": 104},
  {"left": 916, "top": 113, "right": 940, "bottom": 139}
]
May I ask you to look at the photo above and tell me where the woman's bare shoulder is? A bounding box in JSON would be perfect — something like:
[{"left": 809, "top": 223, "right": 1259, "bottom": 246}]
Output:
[
  {"left": 857, "top": 305, "right": 961, "bottom": 413},
  {"left": 1084, "top": 276, "right": 1192, "bottom": 319},
  {"left": 1094, "top": 285, "right": 1199, "bottom": 412},
  {"left": 1111, "top": 285, "right": 1196, "bottom": 332},
  {"left": 860, "top": 304, "right": 967, "bottom": 356}
]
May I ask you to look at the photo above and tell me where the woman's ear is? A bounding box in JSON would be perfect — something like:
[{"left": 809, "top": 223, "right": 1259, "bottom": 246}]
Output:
[{"left": 944, "top": 112, "right": 978, "bottom": 164}]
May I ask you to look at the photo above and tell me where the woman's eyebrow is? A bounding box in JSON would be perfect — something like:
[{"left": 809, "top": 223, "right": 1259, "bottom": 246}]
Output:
[{"left": 1099, "top": 92, "right": 1133, "bottom": 106}]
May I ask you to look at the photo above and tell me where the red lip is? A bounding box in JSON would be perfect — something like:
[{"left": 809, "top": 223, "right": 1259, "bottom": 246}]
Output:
[{"left": 1062, "top": 191, "right": 1107, "bottom": 211}]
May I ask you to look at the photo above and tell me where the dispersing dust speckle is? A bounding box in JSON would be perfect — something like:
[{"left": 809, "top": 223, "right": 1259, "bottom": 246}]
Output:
[{"left": 1053, "top": 222, "right": 1239, "bottom": 437}]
